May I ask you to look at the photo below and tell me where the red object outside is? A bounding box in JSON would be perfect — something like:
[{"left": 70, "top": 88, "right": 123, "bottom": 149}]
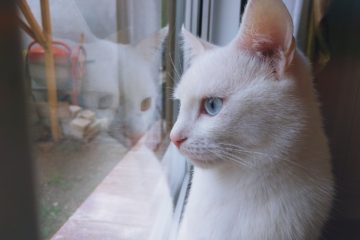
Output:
[
  {"left": 27, "top": 41, "right": 72, "bottom": 65},
  {"left": 27, "top": 40, "right": 86, "bottom": 105}
]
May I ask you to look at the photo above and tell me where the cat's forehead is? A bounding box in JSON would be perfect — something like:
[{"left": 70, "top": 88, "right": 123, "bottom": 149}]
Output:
[{"left": 175, "top": 47, "right": 267, "bottom": 100}]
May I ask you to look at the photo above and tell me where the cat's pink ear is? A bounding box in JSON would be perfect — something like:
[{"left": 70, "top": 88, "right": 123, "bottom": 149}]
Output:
[
  {"left": 182, "top": 26, "right": 214, "bottom": 66},
  {"left": 234, "top": 0, "right": 295, "bottom": 75}
]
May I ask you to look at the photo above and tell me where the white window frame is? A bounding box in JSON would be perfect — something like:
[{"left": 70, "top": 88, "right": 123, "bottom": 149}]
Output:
[{"left": 184, "top": 0, "right": 310, "bottom": 48}]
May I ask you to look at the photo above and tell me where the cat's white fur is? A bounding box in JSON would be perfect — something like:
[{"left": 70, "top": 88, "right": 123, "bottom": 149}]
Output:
[{"left": 170, "top": 0, "right": 334, "bottom": 239}]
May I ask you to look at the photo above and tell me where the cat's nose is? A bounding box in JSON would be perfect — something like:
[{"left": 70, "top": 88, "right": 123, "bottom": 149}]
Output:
[
  {"left": 170, "top": 135, "right": 187, "bottom": 148},
  {"left": 173, "top": 137, "right": 187, "bottom": 148}
]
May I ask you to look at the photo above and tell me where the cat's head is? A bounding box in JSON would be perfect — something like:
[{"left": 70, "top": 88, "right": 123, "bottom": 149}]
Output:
[
  {"left": 170, "top": 0, "right": 306, "bottom": 169},
  {"left": 109, "top": 28, "right": 167, "bottom": 146}
]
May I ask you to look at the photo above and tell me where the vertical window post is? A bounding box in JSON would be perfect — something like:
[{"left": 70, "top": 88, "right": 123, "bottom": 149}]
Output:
[{"left": 0, "top": 1, "right": 39, "bottom": 239}]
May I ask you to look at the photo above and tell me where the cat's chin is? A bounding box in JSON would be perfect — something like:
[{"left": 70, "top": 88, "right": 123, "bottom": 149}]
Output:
[{"left": 188, "top": 158, "right": 222, "bottom": 169}]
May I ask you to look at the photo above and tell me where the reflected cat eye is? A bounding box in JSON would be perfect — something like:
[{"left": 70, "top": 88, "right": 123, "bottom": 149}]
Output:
[
  {"left": 203, "top": 97, "right": 223, "bottom": 116},
  {"left": 140, "top": 97, "right": 152, "bottom": 111}
]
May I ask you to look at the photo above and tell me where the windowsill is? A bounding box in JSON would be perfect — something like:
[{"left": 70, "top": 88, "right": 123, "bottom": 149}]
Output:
[{"left": 51, "top": 139, "right": 173, "bottom": 240}]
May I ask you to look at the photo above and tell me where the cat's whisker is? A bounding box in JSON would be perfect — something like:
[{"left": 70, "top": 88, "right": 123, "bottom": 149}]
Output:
[
  {"left": 210, "top": 150, "right": 243, "bottom": 168},
  {"left": 220, "top": 152, "right": 251, "bottom": 168},
  {"left": 217, "top": 142, "right": 263, "bottom": 152},
  {"left": 172, "top": 61, "right": 182, "bottom": 81},
  {"left": 213, "top": 145, "right": 313, "bottom": 172},
  {"left": 165, "top": 71, "right": 177, "bottom": 84},
  {"left": 217, "top": 143, "right": 266, "bottom": 156},
  {"left": 208, "top": 147, "right": 252, "bottom": 168},
  {"left": 175, "top": 42, "right": 185, "bottom": 66},
  {"left": 165, "top": 86, "right": 178, "bottom": 101},
  {"left": 168, "top": 53, "right": 182, "bottom": 81},
  {"left": 217, "top": 143, "right": 263, "bottom": 152},
  {"left": 219, "top": 144, "right": 311, "bottom": 171},
  {"left": 280, "top": 158, "right": 311, "bottom": 172},
  {"left": 222, "top": 147, "right": 265, "bottom": 156},
  {"left": 222, "top": 150, "right": 252, "bottom": 167}
]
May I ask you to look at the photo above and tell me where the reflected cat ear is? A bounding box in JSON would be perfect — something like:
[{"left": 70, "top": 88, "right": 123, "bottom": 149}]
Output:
[
  {"left": 233, "top": 0, "right": 295, "bottom": 76},
  {"left": 181, "top": 26, "right": 215, "bottom": 67},
  {"left": 136, "top": 26, "right": 168, "bottom": 63}
]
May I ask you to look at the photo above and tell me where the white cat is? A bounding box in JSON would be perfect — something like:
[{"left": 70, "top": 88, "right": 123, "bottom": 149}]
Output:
[
  {"left": 170, "top": 0, "right": 334, "bottom": 239},
  {"left": 103, "top": 31, "right": 166, "bottom": 146}
]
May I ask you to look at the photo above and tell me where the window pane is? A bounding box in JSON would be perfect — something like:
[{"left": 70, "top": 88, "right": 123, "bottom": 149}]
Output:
[{"left": 20, "top": 0, "right": 179, "bottom": 239}]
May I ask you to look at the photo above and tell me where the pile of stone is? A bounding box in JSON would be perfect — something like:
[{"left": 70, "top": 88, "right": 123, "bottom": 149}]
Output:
[
  {"left": 33, "top": 101, "right": 104, "bottom": 142},
  {"left": 68, "top": 106, "right": 102, "bottom": 142}
]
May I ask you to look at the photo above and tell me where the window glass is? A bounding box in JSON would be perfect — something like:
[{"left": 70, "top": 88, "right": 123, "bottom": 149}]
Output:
[{"left": 20, "top": 0, "right": 178, "bottom": 239}]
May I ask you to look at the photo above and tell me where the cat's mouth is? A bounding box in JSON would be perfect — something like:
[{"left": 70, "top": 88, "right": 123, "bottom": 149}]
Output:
[
  {"left": 180, "top": 149, "right": 220, "bottom": 168},
  {"left": 175, "top": 141, "right": 220, "bottom": 168}
]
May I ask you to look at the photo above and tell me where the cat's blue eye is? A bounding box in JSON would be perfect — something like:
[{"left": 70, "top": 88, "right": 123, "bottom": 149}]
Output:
[{"left": 203, "top": 97, "right": 223, "bottom": 116}]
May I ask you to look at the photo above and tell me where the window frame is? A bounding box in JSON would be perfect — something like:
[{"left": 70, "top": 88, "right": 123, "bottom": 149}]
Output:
[{"left": 0, "top": 2, "right": 39, "bottom": 240}]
